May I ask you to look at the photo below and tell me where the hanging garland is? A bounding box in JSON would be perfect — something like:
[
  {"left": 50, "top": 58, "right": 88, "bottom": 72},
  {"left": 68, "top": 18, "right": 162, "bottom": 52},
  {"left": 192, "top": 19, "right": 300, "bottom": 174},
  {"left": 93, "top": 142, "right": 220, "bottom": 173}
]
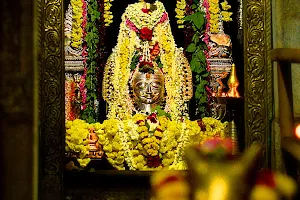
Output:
[
  {"left": 184, "top": 0, "right": 209, "bottom": 117},
  {"left": 183, "top": 0, "right": 233, "bottom": 117},
  {"left": 175, "top": 0, "right": 187, "bottom": 28},
  {"left": 79, "top": 0, "right": 88, "bottom": 112},
  {"left": 65, "top": 74, "right": 76, "bottom": 121},
  {"left": 220, "top": 0, "right": 232, "bottom": 22},
  {"left": 80, "top": 0, "right": 101, "bottom": 123},
  {"left": 208, "top": 0, "right": 232, "bottom": 33},
  {"left": 103, "top": 0, "right": 114, "bottom": 26},
  {"left": 70, "top": 0, "right": 84, "bottom": 48}
]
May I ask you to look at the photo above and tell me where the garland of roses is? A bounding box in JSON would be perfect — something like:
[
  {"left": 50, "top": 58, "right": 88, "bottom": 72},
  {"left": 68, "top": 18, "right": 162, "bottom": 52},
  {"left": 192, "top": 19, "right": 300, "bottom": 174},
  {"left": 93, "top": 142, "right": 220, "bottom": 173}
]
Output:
[
  {"left": 79, "top": 0, "right": 88, "bottom": 114},
  {"left": 65, "top": 75, "right": 76, "bottom": 121},
  {"left": 80, "top": 0, "right": 100, "bottom": 123},
  {"left": 184, "top": 0, "right": 210, "bottom": 118}
]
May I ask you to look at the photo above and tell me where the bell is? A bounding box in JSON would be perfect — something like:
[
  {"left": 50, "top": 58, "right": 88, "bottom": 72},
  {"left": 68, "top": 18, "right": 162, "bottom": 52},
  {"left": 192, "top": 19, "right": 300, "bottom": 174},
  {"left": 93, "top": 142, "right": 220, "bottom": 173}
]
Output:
[{"left": 227, "top": 64, "right": 240, "bottom": 98}]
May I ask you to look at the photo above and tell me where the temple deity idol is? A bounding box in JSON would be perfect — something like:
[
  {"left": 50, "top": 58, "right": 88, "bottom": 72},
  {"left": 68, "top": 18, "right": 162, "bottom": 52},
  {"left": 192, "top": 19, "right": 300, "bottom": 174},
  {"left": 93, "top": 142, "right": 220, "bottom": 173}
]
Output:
[{"left": 102, "top": 0, "right": 193, "bottom": 121}]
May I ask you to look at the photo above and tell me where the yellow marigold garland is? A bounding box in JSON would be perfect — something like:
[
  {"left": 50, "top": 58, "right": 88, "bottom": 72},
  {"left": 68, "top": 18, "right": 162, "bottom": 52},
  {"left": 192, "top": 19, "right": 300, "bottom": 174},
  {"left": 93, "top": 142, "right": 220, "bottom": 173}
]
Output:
[
  {"left": 208, "top": 0, "right": 220, "bottom": 34},
  {"left": 104, "top": 0, "right": 113, "bottom": 26},
  {"left": 175, "top": 0, "right": 187, "bottom": 28},
  {"left": 208, "top": 0, "right": 233, "bottom": 33},
  {"left": 220, "top": 0, "right": 232, "bottom": 22},
  {"left": 66, "top": 115, "right": 227, "bottom": 170},
  {"left": 70, "top": 0, "right": 83, "bottom": 48},
  {"left": 65, "top": 119, "right": 91, "bottom": 167},
  {"left": 99, "top": 115, "right": 227, "bottom": 170}
]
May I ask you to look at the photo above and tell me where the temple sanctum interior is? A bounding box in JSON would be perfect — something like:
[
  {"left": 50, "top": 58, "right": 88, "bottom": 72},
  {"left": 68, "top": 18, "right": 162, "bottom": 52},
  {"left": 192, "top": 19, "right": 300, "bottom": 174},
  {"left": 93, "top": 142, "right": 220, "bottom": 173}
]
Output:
[{"left": 2, "top": 0, "right": 300, "bottom": 200}]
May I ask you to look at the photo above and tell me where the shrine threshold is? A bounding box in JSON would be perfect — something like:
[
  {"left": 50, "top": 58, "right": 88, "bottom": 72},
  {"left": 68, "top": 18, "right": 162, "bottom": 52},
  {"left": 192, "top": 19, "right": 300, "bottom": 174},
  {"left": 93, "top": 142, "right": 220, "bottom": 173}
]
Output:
[{"left": 63, "top": 0, "right": 244, "bottom": 199}]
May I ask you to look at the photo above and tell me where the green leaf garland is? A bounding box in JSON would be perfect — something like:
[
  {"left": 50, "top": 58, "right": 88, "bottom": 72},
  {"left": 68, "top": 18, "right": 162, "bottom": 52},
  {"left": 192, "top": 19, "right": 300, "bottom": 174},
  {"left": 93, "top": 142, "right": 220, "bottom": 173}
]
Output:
[
  {"left": 184, "top": 2, "right": 209, "bottom": 117},
  {"left": 81, "top": 0, "right": 100, "bottom": 123}
]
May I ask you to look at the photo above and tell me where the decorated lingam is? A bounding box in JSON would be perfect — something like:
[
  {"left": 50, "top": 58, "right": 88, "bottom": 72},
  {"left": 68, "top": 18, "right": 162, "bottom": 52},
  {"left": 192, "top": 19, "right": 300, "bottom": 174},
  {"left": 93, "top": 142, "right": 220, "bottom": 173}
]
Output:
[
  {"left": 64, "top": 0, "right": 238, "bottom": 169},
  {"left": 102, "top": 0, "right": 193, "bottom": 121},
  {"left": 130, "top": 62, "right": 165, "bottom": 115}
]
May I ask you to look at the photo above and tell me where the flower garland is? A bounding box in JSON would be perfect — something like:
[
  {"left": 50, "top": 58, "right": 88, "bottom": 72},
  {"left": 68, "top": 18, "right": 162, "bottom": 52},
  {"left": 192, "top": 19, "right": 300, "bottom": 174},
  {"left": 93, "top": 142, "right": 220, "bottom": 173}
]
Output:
[
  {"left": 220, "top": 0, "right": 232, "bottom": 22},
  {"left": 203, "top": 0, "right": 211, "bottom": 71},
  {"left": 80, "top": 0, "right": 100, "bottom": 123},
  {"left": 79, "top": 0, "right": 88, "bottom": 111},
  {"left": 208, "top": 0, "right": 220, "bottom": 33},
  {"left": 175, "top": 0, "right": 187, "bottom": 28},
  {"left": 65, "top": 119, "right": 91, "bottom": 167},
  {"left": 70, "top": 0, "right": 84, "bottom": 49},
  {"left": 124, "top": 2, "right": 166, "bottom": 30},
  {"left": 208, "top": 0, "right": 232, "bottom": 33},
  {"left": 96, "top": 114, "right": 227, "bottom": 170},
  {"left": 102, "top": 1, "right": 193, "bottom": 121},
  {"left": 65, "top": 0, "right": 87, "bottom": 119},
  {"left": 103, "top": 0, "right": 113, "bottom": 26},
  {"left": 66, "top": 112, "right": 227, "bottom": 170},
  {"left": 65, "top": 74, "right": 76, "bottom": 121}
]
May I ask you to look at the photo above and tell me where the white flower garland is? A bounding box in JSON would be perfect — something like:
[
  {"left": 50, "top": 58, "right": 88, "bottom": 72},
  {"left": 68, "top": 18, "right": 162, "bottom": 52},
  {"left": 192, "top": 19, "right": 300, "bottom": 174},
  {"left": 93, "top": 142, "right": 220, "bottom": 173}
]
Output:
[{"left": 103, "top": 1, "right": 193, "bottom": 121}]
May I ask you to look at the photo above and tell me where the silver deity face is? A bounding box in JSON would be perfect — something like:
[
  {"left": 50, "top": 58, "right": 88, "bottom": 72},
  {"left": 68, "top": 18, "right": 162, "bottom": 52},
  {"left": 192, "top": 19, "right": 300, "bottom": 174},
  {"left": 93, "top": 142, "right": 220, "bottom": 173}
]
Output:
[{"left": 132, "top": 71, "right": 164, "bottom": 105}]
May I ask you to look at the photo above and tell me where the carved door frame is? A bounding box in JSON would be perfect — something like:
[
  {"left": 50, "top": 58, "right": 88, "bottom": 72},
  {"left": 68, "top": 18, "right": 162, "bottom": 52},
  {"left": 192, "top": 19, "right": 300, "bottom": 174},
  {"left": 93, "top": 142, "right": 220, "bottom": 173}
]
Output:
[{"left": 35, "top": 0, "right": 274, "bottom": 199}]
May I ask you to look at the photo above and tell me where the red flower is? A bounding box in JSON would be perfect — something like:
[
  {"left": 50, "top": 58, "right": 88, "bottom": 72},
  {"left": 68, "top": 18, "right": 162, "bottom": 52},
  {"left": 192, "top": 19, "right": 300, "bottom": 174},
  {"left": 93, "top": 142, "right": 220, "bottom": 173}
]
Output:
[
  {"left": 141, "top": 8, "right": 150, "bottom": 13},
  {"left": 147, "top": 113, "right": 157, "bottom": 123},
  {"left": 156, "top": 127, "right": 163, "bottom": 132},
  {"left": 136, "top": 119, "right": 144, "bottom": 125},
  {"left": 140, "top": 27, "right": 153, "bottom": 41},
  {"left": 147, "top": 155, "right": 161, "bottom": 168}
]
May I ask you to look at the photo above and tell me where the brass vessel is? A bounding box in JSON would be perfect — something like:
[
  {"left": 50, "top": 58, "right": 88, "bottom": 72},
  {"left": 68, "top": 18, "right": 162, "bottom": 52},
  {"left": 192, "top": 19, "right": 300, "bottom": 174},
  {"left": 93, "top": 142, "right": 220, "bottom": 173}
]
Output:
[{"left": 227, "top": 64, "right": 240, "bottom": 98}]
